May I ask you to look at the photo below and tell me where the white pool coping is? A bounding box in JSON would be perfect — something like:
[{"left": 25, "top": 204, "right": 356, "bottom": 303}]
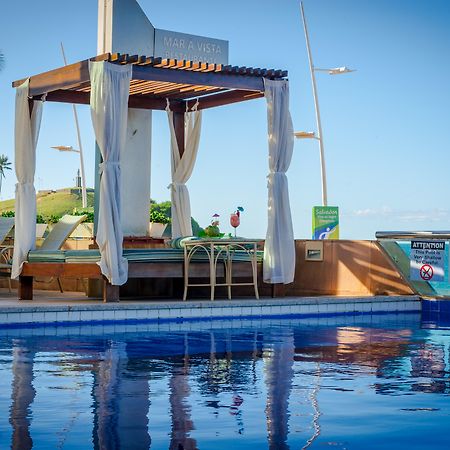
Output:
[{"left": 0, "top": 294, "right": 422, "bottom": 327}]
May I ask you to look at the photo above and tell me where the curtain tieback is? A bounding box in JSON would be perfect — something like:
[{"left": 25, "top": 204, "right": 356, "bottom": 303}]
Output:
[
  {"left": 266, "top": 171, "right": 286, "bottom": 187},
  {"left": 167, "top": 181, "right": 185, "bottom": 191},
  {"left": 15, "top": 181, "right": 34, "bottom": 187},
  {"left": 99, "top": 161, "right": 120, "bottom": 175}
]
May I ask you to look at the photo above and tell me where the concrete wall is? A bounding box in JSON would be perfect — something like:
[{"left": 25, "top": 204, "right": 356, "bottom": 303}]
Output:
[
  {"left": 283, "top": 240, "right": 414, "bottom": 297},
  {"left": 98, "top": 0, "right": 154, "bottom": 236}
]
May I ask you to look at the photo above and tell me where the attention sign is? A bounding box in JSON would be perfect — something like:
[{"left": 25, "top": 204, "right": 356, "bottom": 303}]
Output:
[{"left": 410, "top": 240, "right": 445, "bottom": 282}]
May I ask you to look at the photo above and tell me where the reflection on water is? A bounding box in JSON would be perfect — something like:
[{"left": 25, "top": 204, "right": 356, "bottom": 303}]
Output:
[{"left": 0, "top": 314, "right": 450, "bottom": 449}]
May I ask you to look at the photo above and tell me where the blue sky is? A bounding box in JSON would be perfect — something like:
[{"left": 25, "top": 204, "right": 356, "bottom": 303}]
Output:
[{"left": 1, "top": 0, "right": 450, "bottom": 239}]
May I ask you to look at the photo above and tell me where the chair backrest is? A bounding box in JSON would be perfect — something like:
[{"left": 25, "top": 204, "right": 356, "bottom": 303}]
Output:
[
  {"left": 39, "top": 214, "right": 87, "bottom": 251},
  {"left": 35, "top": 223, "right": 48, "bottom": 239},
  {"left": 0, "top": 217, "right": 15, "bottom": 244}
]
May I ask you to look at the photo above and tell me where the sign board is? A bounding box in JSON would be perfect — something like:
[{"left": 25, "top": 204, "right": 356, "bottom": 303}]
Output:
[
  {"left": 154, "top": 29, "right": 229, "bottom": 64},
  {"left": 410, "top": 240, "right": 445, "bottom": 282},
  {"left": 312, "top": 206, "right": 339, "bottom": 240}
]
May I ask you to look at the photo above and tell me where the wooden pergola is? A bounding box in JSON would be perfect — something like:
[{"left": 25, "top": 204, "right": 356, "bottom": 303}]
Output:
[
  {"left": 13, "top": 52, "right": 287, "bottom": 154},
  {"left": 12, "top": 53, "right": 290, "bottom": 302}
]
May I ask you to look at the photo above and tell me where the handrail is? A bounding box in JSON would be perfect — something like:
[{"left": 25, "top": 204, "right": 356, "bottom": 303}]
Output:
[{"left": 376, "top": 231, "right": 450, "bottom": 240}]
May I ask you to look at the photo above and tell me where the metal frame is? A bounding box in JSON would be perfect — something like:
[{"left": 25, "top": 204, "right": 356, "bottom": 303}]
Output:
[{"left": 183, "top": 239, "right": 260, "bottom": 301}]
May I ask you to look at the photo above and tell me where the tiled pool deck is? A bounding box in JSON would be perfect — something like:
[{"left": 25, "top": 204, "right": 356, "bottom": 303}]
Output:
[{"left": 0, "top": 289, "right": 421, "bottom": 327}]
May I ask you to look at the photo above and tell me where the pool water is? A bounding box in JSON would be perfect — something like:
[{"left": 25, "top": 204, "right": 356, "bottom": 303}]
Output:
[{"left": 1, "top": 313, "right": 450, "bottom": 449}]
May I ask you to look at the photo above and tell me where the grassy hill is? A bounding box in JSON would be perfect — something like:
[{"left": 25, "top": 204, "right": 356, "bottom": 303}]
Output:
[
  {"left": 0, "top": 189, "right": 204, "bottom": 233},
  {"left": 0, "top": 188, "right": 95, "bottom": 217}
]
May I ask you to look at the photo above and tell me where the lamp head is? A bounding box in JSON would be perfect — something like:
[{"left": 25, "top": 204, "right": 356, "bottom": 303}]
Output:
[
  {"left": 51, "top": 145, "right": 80, "bottom": 153},
  {"left": 294, "top": 131, "right": 317, "bottom": 139},
  {"left": 328, "top": 66, "right": 355, "bottom": 75}
]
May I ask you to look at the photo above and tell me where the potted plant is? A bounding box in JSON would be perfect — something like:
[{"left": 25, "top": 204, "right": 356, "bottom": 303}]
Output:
[{"left": 149, "top": 209, "right": 171, "bottom": 238}]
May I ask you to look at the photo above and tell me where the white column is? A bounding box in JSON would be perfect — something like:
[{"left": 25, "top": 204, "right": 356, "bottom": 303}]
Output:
[{"left": 97, "top": 0, "right": 155, "bottom": 236}]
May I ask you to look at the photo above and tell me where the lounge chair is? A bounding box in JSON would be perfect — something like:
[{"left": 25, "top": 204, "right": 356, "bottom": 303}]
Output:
[
  {"left": 0, "top": 217, "right": 16, "bottom": 291},
  {"left": 36, "top": 223, "right": 47, "bottom": 239},
  {"left": 1, "top": 214, "right": 87, "bottom": 292},
  {"left": 34, "top": 214, "right": 87, "bottom": 291},
  {"left": 38, "top": 214, "right": 87, "bottom": 251}
]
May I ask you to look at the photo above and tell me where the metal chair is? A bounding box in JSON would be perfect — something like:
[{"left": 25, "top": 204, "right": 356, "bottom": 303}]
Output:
[{"left": 0, "top": 217, "right": 16, "bottom": 292}]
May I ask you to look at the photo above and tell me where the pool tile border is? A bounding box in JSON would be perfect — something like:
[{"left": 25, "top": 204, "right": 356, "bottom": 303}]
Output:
[{"left": 0, "top": 296, "right": 421, "bottom": 328}]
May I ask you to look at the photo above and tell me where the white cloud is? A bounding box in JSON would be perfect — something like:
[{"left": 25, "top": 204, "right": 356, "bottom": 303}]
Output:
[{"left": 345, "top": 207, "right": 450, "bottom": 222}]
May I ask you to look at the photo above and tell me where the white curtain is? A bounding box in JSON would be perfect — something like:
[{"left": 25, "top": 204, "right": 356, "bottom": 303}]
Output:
[
  {"left": 11, "top": 80, "right": 43, "bottom": 279},
  {"left": 263, "top": 79, "right": 295, "bottom": 284},
  {"left": 89, "top": 61, "right": 131, "bottom": 285},
  {"left": 166, "top": 101, "right": 202, "bottom": 238}
]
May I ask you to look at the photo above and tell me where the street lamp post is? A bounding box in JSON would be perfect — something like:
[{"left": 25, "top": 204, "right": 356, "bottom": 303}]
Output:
[
  {"left": 298, "top": 1, "right": 355, "bottom": 207},
  {"left": 50, "top": 146, "right": 87, "bottom": 207},
  {"left": 60, "top": 43, "right": 88, "bottom": 209}
]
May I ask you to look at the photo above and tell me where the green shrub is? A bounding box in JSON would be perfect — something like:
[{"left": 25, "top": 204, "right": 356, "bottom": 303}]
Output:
[
  {"left": 1, "top": 210, "right": 67, "bottom": 224},
  {"left": 47, "top": 214, "right": 62, "bottom": 224},
  {"left": 149, "top": 209, "right": 171, "bottom": 224},
  {"left": 1, "top": 210, "right": 62, "bottom": 224},
  {"left": 36, "top": 214, "right": 46, "bottom": 224},
  {"left": 73, "top": 208, "right": 94, "bottom": 223}
]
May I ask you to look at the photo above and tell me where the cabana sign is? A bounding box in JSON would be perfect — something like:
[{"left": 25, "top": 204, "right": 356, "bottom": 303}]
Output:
[
  {"left": 410, "top": 240, "right": 445, "bottom": 282},
  {"left": 154, "top": 29, "right": 229, "bottom": 64}
]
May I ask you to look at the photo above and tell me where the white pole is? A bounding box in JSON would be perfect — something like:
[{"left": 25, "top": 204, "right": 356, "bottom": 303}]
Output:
[
  {"left": 300, "top": 1, "right": 328, "bottom": 207},
  {"left": 60, "top": 42, "right": 88, "bottom": 209}
]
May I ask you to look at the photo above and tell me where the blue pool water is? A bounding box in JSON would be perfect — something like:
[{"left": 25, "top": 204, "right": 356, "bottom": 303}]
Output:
[{"left": 1, "top": 314, "right": 450, "bottom": 449}]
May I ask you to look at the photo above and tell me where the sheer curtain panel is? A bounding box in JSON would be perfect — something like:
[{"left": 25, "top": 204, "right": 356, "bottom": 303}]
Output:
[
  {"left": 89, "top": 61, "right": 132, "bottom": 285},
  {"left": 11, "top": 80, "right": 43, "bottom": 279},
  {"left": 263, "top": 78, "right": 295, "bottom": 284},
  {"left": 166, "top": 101, "right": 202, "bottom": 238}
]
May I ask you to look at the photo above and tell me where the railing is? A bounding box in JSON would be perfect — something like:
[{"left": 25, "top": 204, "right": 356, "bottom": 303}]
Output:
[{"left": 376, "top": 231, "right": 450, "bottom": 240}]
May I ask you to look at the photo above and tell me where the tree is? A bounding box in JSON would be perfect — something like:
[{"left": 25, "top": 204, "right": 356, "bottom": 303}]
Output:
[{"left": 0, "top": 154, "right": 12, "bottom": 196}]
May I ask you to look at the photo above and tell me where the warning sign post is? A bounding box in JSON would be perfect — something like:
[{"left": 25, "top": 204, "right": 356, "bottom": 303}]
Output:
[{"left": 410, "top": 240, "right": 445, "bottom": 282}]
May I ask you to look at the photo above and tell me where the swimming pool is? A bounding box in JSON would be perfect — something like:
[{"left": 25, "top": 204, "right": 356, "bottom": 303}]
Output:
[{"left": 0, "top": 313, "right": 449, "bottom": 449}]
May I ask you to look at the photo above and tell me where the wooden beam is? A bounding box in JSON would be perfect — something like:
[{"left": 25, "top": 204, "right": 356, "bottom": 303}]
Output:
[
  {"left": 129, "top": 95, "right": 184, "bottom": 111},
  {"left": 43, "top": 90, "right": 90, "bottom": 105},
  {"left": 12, "top": 54, "right": 112, "bottom": 93},
  {"left": 42, "top": 89, "right": 263, "bottom": 111},
  {"left": 189, "top": 90, "right": 265, "bottom": 111},
  {"left": 13, "top": 59, "right": 90, "bottom": 96},
  {"left": 21, "top": 262, "right": 102, "bottom": 278},
  {"left": 13, "top": 50, "right": 287, "bottom": 93},
  {"left": 103, "top": 279, "right": 120, "bottom": 302},
  {"left": 42, "top": 90, "right": 184, "bottom": 111},
  {"left": 14, "top": 57, "right": 285, "bottom": 102},
  {"left": 173, "top": 111, "right": 185, "bottom": 157},
  {"left": 18, "top": 276, "right": 33, "bottom": 300},
  {"left": 271, "top": 283, "right": 287, "bottom": 298},
  {"left": 132, "top": 65, "right": 265, "bottom": 92}
]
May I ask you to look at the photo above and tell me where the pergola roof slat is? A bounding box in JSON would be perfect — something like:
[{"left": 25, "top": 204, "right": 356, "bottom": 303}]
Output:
[
  {"left": 131, "top": 65, "right": 265, "bottom": 92},
  {"left": 14, "top": 52, "right": 287, "bottom": 109}
]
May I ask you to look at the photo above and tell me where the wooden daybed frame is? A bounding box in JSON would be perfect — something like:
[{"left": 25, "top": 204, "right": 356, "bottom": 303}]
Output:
[
  {"left": 13, "top": 53, "right": 287, "bottom": 302},
  {"left": 19, "top": 260, "right": 258, "bottom": 302}
]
